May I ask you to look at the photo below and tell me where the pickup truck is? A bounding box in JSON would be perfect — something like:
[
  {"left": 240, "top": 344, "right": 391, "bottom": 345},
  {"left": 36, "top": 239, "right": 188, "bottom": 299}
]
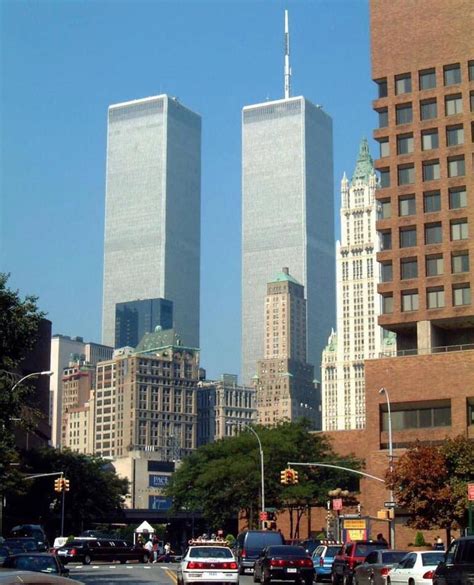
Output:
[
  {"left": 432, "top": 536, "right": 474, "bottom": 585},
  {"left": 332, "top": 541, "right": 389, "bottom": 585}
]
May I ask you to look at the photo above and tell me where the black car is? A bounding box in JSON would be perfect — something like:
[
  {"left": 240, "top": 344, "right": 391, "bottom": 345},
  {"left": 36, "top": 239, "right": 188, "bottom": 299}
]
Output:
[
  {"left": 3, "top": 538, "right": 39, "bottom": 552},
  {"left": 56, "top": 538, "right": 150, "bottom": 565},
  {"left": 2, "top": 552, "right": 69, "bottom": 576},
  {"left": 254, "top": 545, "right": 315, "bottom": 585},
  {"left": 10, "top": 524, "right": 49, "bottom": 551},
  {"left": 0, "top": 546, "right": 13, "bottom": 564},
  {"left": 235, "top": 530, "right": 285, "bottom": 574},
  {"left": 433, "top": 535, "right": 474, "bottom": 585}
]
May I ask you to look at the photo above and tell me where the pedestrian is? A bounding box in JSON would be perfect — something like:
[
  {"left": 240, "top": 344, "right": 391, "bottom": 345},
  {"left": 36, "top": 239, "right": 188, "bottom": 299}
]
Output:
[
  {"left": 164, "top": 541, "right": 171, "bottom": 562},
  {"left": 144, "top": 538, "right": 154, "bottom": 562},
  {"left": 434, "top": 537, "right": 444, "bottom": 550},
  {"left": 376, "top": 533, "right": 388, "bottom": 545}
]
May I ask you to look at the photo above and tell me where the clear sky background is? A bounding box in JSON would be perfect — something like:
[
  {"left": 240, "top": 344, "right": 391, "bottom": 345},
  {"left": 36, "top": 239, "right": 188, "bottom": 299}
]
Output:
[{"left": 1, "top": 0, "right": 375, "bottom": 380}]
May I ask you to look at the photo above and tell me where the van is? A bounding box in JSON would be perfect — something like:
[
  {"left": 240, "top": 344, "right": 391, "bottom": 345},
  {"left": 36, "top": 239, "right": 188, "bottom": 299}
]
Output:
[
  {"left": 10, "top": 525, "right": 49, "bottom": 552},
  {"left": 235, "top": 530, "right": 285, "bottom": 574}
]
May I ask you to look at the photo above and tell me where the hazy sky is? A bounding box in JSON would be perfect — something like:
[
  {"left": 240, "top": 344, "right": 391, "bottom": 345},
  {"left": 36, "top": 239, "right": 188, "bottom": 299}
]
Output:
[{"left": 1, "top": 0, "right": 374, "bottom": 380}]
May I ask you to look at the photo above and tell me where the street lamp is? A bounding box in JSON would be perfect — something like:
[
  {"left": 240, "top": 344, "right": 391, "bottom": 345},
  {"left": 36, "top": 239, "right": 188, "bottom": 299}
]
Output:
[
  {"left": 227, "top": 421, "right": 265, "bottom": 529},
  {"left": 379, "top": 387, "right": 395, "bottom": 547},
  {"left": 10, "top": 370, "right": 53, "bottom": 393}
]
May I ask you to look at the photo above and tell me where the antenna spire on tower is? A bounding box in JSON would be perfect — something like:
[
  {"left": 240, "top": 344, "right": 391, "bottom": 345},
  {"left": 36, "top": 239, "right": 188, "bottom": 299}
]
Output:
[{"left": 284, "top": 9, "right": 291, "bottom": 99}]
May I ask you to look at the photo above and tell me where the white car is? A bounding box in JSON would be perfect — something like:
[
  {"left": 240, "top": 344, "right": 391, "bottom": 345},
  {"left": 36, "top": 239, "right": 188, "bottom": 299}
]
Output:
[
  {"left": 387, "top": 550, "right": 445, "bottom": 585},
  {"left": 177, "top": 544, "right": 239, "bottom": 585}
]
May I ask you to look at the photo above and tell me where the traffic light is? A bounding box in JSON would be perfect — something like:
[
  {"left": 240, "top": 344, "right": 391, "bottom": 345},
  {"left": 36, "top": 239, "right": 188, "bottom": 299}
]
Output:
[
  {"left": 286, "top": 469, "right": 294, "bottom": 484},
  {"left": 292, "top": 469, "right": 299, "bottom": 484},
  {"left": 280, "top": 470, "right": 288, "bottom": 484},
  {"left": 63, "top": 478, "right": 70, "bottom": 492},
  {"left": 54, "top": 478, "right": 62, "bottom": 492}
]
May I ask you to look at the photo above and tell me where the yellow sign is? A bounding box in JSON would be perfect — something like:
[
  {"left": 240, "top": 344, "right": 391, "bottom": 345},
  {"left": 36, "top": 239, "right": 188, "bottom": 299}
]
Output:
[
  {"left": 347, "top": 529, "right": 366, "bottom": 541},
  {"left": 343, "top": 519, "right": 366, "bottom": 530}
]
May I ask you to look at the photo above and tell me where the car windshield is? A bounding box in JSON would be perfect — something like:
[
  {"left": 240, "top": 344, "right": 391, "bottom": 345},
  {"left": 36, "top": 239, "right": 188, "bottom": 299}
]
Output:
[
  {"left": 268, "top": 546, "right": 306, "bottom": 557},
  {"left": 381, "top": 552, "right": 408, "bottom": 564},
  {"left": 327, "top": 546, "right": 342, "bottom": 556},
  {"left": 355, "top": 544, "right": 383, "bottom": 556},
  {"left": 246, "top": 533, "right": 283, "bottom": 547},
  {"left": 189, "top": 547, "right": 233, "bottom": 558},
  {"left": 15, "top": 555, "right": 58, "bottom": 573},
  {"left": 421, "top": 552, "right": 444, "bottom": 566}
]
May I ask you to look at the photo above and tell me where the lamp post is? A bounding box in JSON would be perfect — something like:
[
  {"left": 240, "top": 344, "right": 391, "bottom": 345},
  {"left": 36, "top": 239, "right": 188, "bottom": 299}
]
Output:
[
  {"left": 228, "top": 422, "right": 265, "bottom": 528},
  {"left": 10, "top": 370, "right": 53, "bottom": 393},
  {"left": 379, "top": 387, "right": 395, "bottom": 547}
]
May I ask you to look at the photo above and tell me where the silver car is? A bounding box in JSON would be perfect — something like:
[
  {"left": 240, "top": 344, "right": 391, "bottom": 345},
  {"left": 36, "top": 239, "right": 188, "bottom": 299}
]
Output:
[{"left": 354, "top": 550, "right": 407, "bottom": 585}]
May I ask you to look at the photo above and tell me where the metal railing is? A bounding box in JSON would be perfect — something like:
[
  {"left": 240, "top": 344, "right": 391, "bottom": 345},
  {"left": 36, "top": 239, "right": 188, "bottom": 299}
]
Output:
[{"left": 379, "top": 343, "right": 474, "bottom": 358}]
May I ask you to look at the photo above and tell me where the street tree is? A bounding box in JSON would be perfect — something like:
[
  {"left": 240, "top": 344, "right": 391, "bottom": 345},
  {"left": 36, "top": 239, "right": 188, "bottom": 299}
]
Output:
[
  {"left": 386, "top": 436, "right": 474, "bottom": 540},
  {"left": 9, "top": 447, "right": 129, "bottom": 536},
  {"left": 166, "top": 420, "right": 362, "bottom": 532}
]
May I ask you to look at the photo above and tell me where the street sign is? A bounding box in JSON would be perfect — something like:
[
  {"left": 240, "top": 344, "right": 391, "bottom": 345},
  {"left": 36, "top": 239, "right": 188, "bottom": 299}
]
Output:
[
  {"left": 259, "top": 511, "right": 268, "bottom": 521},
  {"left": 468, "top": 484, "right": 474, "bottom": 501},
  {"left": 384, "top": 501, "right": 396, "bottom": 508},
  {"left": 333, "top": 498, "right": 343, "bottom": 511}
]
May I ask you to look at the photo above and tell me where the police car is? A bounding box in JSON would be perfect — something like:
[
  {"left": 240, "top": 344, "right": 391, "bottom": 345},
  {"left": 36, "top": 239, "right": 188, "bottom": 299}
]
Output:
[{"left": 177, "top": 541, "right": 239, "bottom": 585}]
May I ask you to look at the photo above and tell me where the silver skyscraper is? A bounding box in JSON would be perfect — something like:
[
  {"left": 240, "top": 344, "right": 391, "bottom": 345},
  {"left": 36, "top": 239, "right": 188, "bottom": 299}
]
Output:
[
  {"left": 242, "top": 96, "right": 335, "bottom": 385},
  {"left": 102, "top": 95, "right": 201, "bottom": 348}
]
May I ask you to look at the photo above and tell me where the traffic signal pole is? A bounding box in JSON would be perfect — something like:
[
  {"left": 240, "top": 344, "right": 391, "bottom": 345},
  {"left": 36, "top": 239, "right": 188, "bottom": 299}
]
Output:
[{"left": 61, "top": 475, "right": 66, "bottom": 537}]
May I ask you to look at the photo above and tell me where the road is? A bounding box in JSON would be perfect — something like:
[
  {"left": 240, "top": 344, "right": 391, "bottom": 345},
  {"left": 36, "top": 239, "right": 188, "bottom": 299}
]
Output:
[{"left": 67, "top": 563, "right": 256, "bottom": 585}]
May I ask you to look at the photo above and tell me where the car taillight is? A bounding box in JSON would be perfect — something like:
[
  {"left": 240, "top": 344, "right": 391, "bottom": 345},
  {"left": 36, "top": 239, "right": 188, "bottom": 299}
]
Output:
[
  {"left": 187, "top": 561, "right": 238, "bottom": 570},
  {"left": 242, "top": 549, "right": 246, "bottom": 558},
  {"left": 70, "top": 549, "right": 76, "bottom": 556},
  {"left": 380, "top": 568, "right": 390, "bottom": 576},
  {"left": 271, "top": 559, "right": 287, "bottom": 567},
  {"left": 422, "top": 570, "right": 434, "bottom": 579}
]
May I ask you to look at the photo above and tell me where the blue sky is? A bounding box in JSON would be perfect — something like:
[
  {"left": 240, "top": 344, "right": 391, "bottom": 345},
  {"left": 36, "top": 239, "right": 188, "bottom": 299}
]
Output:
[{"left": 1, "top": 0, "right": 374, "bottom": 380}]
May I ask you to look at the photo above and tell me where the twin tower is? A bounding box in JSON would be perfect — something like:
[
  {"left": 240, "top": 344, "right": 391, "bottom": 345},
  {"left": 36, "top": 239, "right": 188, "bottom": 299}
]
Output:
[{"left": 102, "top": 91, "right": 335, "bottom": 385}]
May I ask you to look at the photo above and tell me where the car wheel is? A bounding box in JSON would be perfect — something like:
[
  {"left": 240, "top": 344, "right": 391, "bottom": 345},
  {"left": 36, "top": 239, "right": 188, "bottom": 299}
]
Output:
[
  {"left": 253, "top": 569, "right": 261, "bottom": 583},
  {"left": 408, "top": 580, "right": 415, "bottom": 585},
  {"left": 83, "top": 554, "right": 91, "bottom": 565},
  {"left": 120, "top": 559, "right": 126, "bottom": 564},
  {"left": 304, "top": 577, "right": 313, "bottom": 585},
  {"left": 331, "top": 573, "right": 340, "bottom": 585},
  {"left": 386, "top": 578, "right": 391, "bottom": 585},
  {"left": 263, "top": 571, "right": 271, "bottom": 585},
  {"left": 239, "top": 566, "right": 245, "bottom": 575}
]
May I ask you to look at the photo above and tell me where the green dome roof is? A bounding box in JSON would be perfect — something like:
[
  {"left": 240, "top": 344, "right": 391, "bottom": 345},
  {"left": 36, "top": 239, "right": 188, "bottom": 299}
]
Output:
[{"left": 270, "top": 268, "right": 301, "bottom": 285}]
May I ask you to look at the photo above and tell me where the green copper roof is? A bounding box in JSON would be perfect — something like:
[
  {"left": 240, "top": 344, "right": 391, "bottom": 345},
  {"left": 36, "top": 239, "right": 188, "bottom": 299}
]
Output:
[
  {"left": 135, "top": 327, "right": 190, "bottom": 353},
  {"left": 270, "top": 269, "right": 301, "bottom": 286},
  {"left": 351, "top": 137, "right": 375, "bottom": 185}
]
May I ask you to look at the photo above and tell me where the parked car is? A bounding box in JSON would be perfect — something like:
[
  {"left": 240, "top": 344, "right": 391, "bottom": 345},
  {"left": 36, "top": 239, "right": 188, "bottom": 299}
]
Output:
[
  {"left": 0, "top": 570, "right": 84, "bottom": 585},
  {"left": 56, "top": 538, "right": 149, "bottom": 565},
  {"left": 253, "top": 545, "right": 314, "bottom": 585},
  {"left": 10, "top": 525, "right": 49, "bottom": 552},
  {"left": 300, "top": 540, "right": 322, "bottom": 556},
  {"left": 0, "top": 546, "right": 13, "bottom": 564},
  {"left": 332, "top": 541, "right": 390, "bottom": 585},
  {"left": 432, "top": 536, "right": 474, "bottom": 585},
  {"left": 177, "top": 543, "right": 238, "bottom": 585},
  {"left": 387, "top": 550, "right": 445, "bottom": 585},
  {"left": 234, "top": 530, "right": 285, "bottom": 574},
  {"left": 313, "top": 544, "right": 343, "bottom": 582},
  {"left": 3, "top": 538, "right": 39, "bottom": 553},
  {"left": 354, "top": 550, "right": 408, "bottom": 585},
  {"left": 2, "top": 552, "right": 69, "bottom": 576}
]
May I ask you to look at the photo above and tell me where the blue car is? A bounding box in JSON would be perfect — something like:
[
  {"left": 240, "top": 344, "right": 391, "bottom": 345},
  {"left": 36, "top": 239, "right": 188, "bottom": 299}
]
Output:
[{"left": 312, "top": 544, "right": 342, "bottom": 582}]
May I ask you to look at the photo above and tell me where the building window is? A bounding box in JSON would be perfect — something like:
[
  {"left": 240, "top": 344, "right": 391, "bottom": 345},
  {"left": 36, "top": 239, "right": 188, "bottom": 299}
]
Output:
[
  {"left": 378, "top": 108, "right": 388, "bottom": 128},
  {"left": 421, "top": 129, "right": 439, "bottom": 150},
  {"left": 382, "top": 294, "right": 393, "bottom": 314},
  {"left": 423, "top": 191, "right": 441, "bottom": 213},
  {"left": 453, "top": 284, "right": 471, "bottom": 306},
  {"left": 379, "top": 138, "right": 390, "bottom": 157},
  {"left": 446, "top": 125, "right": 464, "bottom": 146},
  {"left": 379, "top": 168, "right": 390, "bottom": 188},
  {"left": 425, "top": 222, "right": 442, "bottom": 244},
  {"left": 376, "top": 78, "right": 388, "bottom": 98},
  {"left": 395, "top": 74, "right": 412, "bottom": 95},
  {"left": 401, "top": 258, "right": 418, "bottom": 279},
  {"left": 382, "top": 404, "right": 451, "bottom": 431},
  {"left": 380, "top": 230, "right": 392, "bottom": 250},
  {"left": 445, "top": 95, "right": 462, "bottom": 115},
  {"left": 381, "top": 262, "right": 393, "bottom": 282},
  {"left": 396, "top": 103, "right": 413, "bottom": 125},
  {"left": 397, "top": 133, "right": 414, "bottom": 155},
  {"left": 427, "top": 287, "right": 445, "bottom": 309},
  {"left": 380, "top": 199, "right": 392, "bottom": 219},
  {"left": 400, "top": 227, "right": 416, "bottom": 248},
  {"left": 402, "top": 290, "right": 419, "bottom": 312},
  {"left": 444, "top": 64, "right": 461, "bottom": 86},
  {"left": 469, "top": 61, "right": 474, "bottom": 81},
  {"left": 399, "top": 195, "right": 416, "bottom": 216},
  {"left": 452, "top": 251, "right": 469, "bottom": 274},
  {"left": 420, "top": 99, "right": 437, "bottom": 120},
  {"left": 398, "top": 165, "right": 415, "bottom": 185},
  {"left": 451, "top": 219, "right": 468, "bottom": 241},
  {"left": 423, "top": 160, "right": 440, "bottom": 181},
  {"left": 419, "top": 68, "right": 436, "bottom": 90},
  {"left": 449, "top": 187, "right": 467, "bottom": 209},
  {"left": 471, "top": 92, "right": 474, "bottom": 113},
  {"left": 426, "top": 254, "right": 444, "bottom": 276},
  {"left": 448, "top": 156, "right": 465, "bottom": 177}
]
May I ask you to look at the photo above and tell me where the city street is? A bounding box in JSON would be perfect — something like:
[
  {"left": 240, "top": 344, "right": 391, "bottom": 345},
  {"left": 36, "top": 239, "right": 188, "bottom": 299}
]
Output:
[{"left": 67, "top": 562, "right": 178, "bottom": 585}]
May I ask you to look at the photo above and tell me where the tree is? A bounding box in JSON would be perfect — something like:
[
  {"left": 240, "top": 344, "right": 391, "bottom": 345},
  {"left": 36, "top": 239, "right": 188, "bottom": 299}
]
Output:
[
  {"left": 386, "top": 436, "right": 474, "bottom": 539},
  {"left": 8, "top": 447, "right": 129, "bottom": 536},
  {"left": 0, "top": 273, "right": 45, "bottom": 493},
  {"left": 166, "top": 420, "right": 362, "bottom": 531}
]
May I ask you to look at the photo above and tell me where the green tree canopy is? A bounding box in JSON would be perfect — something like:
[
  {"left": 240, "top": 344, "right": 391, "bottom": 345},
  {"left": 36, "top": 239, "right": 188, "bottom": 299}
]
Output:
[
  {"left": 9, "top": 447, "right": 129, "bottom": 537},
  {"left": 386, "top": 435, "right": 474, "bottom": 534},
  {"left": 166, "top": 420, "right": 362, "bottom": 529}
]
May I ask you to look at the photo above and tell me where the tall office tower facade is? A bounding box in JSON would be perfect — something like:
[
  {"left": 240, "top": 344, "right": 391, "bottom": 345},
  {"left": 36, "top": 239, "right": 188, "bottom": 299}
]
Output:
[
  {"left": 254, "top": 269, "right": 320, "bottom": 429},
  {"left": 60, "top": 358, "right": 95, "bottom": 446},
  {"left": 115, "top": 297, "right": 173, "bottom": 348},
  {"left": 322, "top": 139, "right": 396, "bottom": 432},
  {"left": 102, "top": 95, "right": 201, "bottom": 350},
  {"left": 94, "top": 328, "right": 199, "bottom": 460},
  {"left": 242, "top": 96, "right": 334, "bottom": 385},
  {"left": 196, "top": 374, "right": 257, "bottom": 446}
]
